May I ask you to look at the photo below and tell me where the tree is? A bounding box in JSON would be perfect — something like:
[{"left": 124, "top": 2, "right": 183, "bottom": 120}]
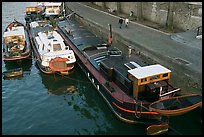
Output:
[
  {"left": 117, "top": 2, "right": 121, "bottom": 14},
  {"left": 137, "top": 2, "right": 143, "bottom": 21},
  {"left": 166, "top": 2, "right": 174, "bottom": 30},
  {"left": 102, "top": 2, "right": 106, "bottom": 9}
]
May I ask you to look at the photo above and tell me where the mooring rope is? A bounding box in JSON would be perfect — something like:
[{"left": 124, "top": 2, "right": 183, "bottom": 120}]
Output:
[{"left": 57, "top": 72, "right": 92, "bottom": 84}]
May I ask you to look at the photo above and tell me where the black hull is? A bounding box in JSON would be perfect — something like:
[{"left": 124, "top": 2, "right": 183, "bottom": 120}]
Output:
[
  {"left": 77, "top": 57, "right": 162, "bottom": 125},
  {"left": 57, "top": 23, "right": 164, "bottom": 125}
]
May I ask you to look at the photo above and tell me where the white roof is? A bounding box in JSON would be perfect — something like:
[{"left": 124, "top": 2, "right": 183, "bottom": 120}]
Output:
[
  {"left": 30, "top": 21, "right": 39, "bottom": 28},
  {"left": 3, "top": 26, "right": 25, "bottom": 37},
  {"left": 37, "top": 31, "right": 65, "bottom": 51},
  {"left": 128, "top": 64, "right": 171, "bottom": 79},
  {"left": 44, "top": 2, "right": 62, "bottom": 7}
]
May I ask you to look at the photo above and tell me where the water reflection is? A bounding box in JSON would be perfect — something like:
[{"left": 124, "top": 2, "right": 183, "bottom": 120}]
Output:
[
  {"left": 3, "top": 58, "right": 32, "bottom": 80},
  {"left": 39, "top": 71, "right": 78, "bottom": 96},
  {"left": 38, "top": 64, "right": 113, "bottom": 134}
]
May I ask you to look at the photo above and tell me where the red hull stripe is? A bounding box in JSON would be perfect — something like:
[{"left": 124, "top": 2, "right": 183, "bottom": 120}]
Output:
[
  {"left": 3, "top": 53, "right": 31, "bottom": 61},
  {"left": 112, "top": 102, "right": 158, "bottom": 115}
]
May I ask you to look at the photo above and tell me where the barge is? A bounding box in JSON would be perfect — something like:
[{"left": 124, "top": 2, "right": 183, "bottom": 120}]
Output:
[{"left": 57, "top": 14, "right": 202, "bottom": 133}]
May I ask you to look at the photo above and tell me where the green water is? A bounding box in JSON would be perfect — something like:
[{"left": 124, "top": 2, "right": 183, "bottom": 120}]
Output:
[{"left": 2, "top": 2, "right": 202, "bottom": 135}]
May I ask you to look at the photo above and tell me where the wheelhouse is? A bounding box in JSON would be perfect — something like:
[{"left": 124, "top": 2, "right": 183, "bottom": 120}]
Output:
[
  {"left": 43, "top": 2, "right": 62, "bottom": 18},
  {"left": 128, "top": 64, "right": 172, "bottom": 101},
  {"left": 3, "top": 26, "right": 25, "bottom": 52}
]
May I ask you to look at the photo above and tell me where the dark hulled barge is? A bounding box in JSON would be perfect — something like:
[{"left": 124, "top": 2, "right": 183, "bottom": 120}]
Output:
[{"left": 57, "top": 14, "right": 202, "bottom": 132}]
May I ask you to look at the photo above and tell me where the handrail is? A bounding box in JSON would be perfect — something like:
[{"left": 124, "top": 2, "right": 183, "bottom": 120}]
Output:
[{"left": 160, "top": 88, "right": 180, "bottom": 97}]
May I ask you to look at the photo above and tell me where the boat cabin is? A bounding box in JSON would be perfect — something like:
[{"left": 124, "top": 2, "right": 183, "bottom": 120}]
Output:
[
  {"left": 43, "top": 2, "right": 62, "bottom": 18},
  {"left": 3, "top": 26, "right": 25, "bottom": 52},
  {"left": 36, "top": 30, "right": 67, "bottom": 53},
  {"left": 26, "top": 7, "right": 42, "bottom": 14},
  {"left": 25, "top": 6, "right": 44, "bottom": 23},
  {"left": 128, "top": 64, "right": 171, "bottom": 101}
]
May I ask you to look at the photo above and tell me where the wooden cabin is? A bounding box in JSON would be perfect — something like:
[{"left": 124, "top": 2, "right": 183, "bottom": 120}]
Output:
[
  {"left": 128, "top": 64, "right": 171, "bottom": 101},
  {"left": 3, "top": 26, "right": 25, "bottom": 51},
  {"left": 26, "top": 7, "right": 42, "bottom": 14}
]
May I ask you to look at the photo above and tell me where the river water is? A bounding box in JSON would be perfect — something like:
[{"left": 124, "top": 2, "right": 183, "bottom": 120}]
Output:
[{"left": 2, "top": 2, "right": 202, "bottom": 135}]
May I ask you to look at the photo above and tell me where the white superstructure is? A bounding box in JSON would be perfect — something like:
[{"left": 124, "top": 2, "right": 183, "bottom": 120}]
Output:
[
  {"left": 43, "top": 2, "right": 62, "bottom": 17},
  {"left": 31, "top": 21, "right": 76, "bottom": 68},
  {"left": 128, "top": 64, "right": 171, "bottom": 79}
]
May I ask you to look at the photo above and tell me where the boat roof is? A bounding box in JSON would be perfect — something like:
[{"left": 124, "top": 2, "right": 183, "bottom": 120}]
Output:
[
  {"left": 3, "top": 26, "right": 25, "bottom": 38},
  {"left": 44, "top": 2, "right": 62, "bottom": 7},
  {"left": 37, "top": 30, "right": 64, "bottom": 50},
  {"left": 128, "top": 64, "right": 171, "bottom": 79},
  {"left": 59, "top": 20, "right": 106, "bottom": 51}
]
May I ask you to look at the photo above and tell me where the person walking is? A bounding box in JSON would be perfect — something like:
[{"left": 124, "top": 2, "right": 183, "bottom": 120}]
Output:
[
  {"left": 118, "top": 17, "right": 123, "bottom": 29},
  {"left": 125, "top": 18, "right": 129, "bottom": 28}
]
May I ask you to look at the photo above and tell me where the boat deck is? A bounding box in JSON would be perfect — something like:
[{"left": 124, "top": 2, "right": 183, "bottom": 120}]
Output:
[
  {"left": 30, "top": 24, "right": 53, "bottom": 37},
  {"left": 58, "top": 18, "right": 152, "bottom": 103},
  {"left": 58, "top": 19, "right": 147, "bottom": 79}
]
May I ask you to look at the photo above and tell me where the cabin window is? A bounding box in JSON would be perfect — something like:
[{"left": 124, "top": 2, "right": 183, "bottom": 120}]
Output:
[
  {"left": 42, "top": 44, "right": 45, "bottom": 50},
  {"left": 53, "top": 44, "right": 62, "bottom": 51},
  {"left": 162, "top": 73, "right": 168, "bottom": 78},
  {"left": 150, "top": 75, "right": 159, "bottom": 81},
  {"left": 141, "top": 78, "right": 147, "bottom": 83}
]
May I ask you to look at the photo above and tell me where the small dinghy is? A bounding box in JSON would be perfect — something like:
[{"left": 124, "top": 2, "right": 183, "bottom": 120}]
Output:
[
  {"left": 149, "top": 94, "right": 202, "bottom": 116},
  {"left": 146, "top": 124, "right": 169, "bottom": 135},
  {"left": 3, "top": 68, "right": 23, "bottom": 78}
]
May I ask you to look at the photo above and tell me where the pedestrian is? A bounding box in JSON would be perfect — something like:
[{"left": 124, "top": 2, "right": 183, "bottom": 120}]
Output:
[
  {"left": 118, "top": 17, "right": 123, "bottom": 29},
  {"left": 125, "top": 18, "right": 129, "bottom": 28},
  {"left": 130, "top": 11, "right": 133, "bottom": 17}
]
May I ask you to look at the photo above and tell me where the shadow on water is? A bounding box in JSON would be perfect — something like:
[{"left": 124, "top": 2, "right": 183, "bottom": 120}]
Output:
[
  {"left": 168, "top": 107, "right": 202, "bottom": 135},
  {"left": 39, "top": 70, "right": 79, "bottom": 96},
  {"left": 3, "top": 57, "right": 32, "bottom": 80},
  {"left": 37, "top": 64, "right": 144, "bottom": 135}
]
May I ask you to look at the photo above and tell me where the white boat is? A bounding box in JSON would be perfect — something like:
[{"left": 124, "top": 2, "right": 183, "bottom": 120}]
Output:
[{"left": 29, "top": 21, "right": 76, "bottom": 75}]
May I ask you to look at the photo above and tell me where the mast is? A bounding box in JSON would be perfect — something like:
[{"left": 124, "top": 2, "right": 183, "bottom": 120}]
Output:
[
  {"left": 108, "top": 24, "right": 112, "bottom": 44},
  {"left": 63, "top": 2, "right": 65, "bottom": 17}
]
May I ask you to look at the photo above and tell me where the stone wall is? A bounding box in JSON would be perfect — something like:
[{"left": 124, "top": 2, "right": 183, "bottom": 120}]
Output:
[{"left": 94, "top": 2, "right": 202, "bottom": 31}]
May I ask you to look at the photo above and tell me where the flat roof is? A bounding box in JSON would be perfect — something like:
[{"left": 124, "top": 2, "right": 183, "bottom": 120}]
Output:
[
  {"left": 128, "top": 64, "right": 171, "bottom": 79},
  {"left": 3, "top": 26, "right": 25, "bottom": 37},
  {"left": 44, "top": 2, "right": 62, "bottom": 7}
]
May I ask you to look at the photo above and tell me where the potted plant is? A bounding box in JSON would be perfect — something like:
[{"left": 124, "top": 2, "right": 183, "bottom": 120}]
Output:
[{"left": 49, "top": 16, "right": 57, "bottom": 30}]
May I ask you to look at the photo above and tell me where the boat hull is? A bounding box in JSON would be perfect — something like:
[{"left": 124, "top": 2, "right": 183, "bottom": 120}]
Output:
[
  {"left": 57, "top": 24, "right": 164, "bottom": 125},
  {"left": 57, "top": 16, "right": 198, "bottom": 126},
  {"left": 149, "top": 94, "right": 202, "bottom": 116}
]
